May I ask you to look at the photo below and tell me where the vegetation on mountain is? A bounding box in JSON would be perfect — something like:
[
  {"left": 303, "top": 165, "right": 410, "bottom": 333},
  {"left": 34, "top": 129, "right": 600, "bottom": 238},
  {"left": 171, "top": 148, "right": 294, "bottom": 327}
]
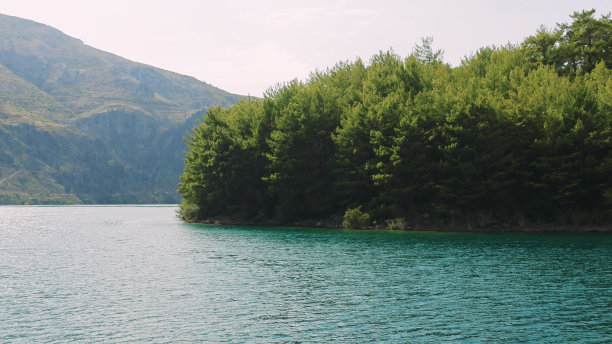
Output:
[
  {"left": 179, "top": 10, "right": 612, "bottom": 230},
  {"left": 0, "top": 13, "right": 241, "bottom": 204}
]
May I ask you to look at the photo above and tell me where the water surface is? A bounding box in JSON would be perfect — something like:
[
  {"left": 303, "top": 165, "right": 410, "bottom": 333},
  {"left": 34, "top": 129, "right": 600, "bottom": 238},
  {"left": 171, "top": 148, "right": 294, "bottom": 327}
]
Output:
[{"left": 1, "top": 206, "right": 611, "bottom": 343}]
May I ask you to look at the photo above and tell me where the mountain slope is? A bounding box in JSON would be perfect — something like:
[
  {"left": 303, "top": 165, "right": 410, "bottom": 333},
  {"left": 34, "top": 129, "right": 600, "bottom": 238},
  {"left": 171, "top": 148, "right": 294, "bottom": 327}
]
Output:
[{"left": 0, "top": 13, "right": 242, "bottom": 204}]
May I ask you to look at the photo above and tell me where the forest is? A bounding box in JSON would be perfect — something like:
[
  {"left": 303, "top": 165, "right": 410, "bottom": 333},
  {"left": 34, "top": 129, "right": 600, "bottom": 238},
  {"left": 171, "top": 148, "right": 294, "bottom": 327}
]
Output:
[{"left": 178, "top": 10, "right": 612, "bottom": 230}]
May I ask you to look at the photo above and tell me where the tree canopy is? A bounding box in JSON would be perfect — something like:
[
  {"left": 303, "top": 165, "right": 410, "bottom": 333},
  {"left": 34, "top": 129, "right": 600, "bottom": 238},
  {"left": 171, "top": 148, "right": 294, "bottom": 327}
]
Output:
[{"left": 179, "top": 10, "right": 612, "bottom": 229}]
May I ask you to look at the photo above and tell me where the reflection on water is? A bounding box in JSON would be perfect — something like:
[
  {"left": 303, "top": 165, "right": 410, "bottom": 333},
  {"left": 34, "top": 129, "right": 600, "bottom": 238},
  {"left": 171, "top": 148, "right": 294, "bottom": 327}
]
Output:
[{"left": 1, "top": 206, "right": 611, "bottom": 343}]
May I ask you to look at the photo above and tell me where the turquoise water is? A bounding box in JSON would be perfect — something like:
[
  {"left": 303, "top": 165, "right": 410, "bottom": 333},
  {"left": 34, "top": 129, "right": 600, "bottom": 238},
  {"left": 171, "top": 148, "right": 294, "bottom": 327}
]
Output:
[{"left": 1, "top": 206, "right": 611, "bottom": 343}]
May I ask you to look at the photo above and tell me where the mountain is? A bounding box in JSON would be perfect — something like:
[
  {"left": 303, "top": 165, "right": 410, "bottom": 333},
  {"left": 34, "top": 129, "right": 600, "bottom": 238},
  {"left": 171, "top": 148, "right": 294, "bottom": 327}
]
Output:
[{"left": 0, "top": 13, "right": 242, "bottom": 204}]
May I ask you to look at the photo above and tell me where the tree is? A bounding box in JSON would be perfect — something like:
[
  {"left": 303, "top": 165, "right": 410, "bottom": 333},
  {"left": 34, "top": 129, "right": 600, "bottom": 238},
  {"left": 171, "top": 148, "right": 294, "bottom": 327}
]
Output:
[
  {"left": 178, "top": 100, "right": 266, "bottom": 220},
  {"left": 412, "top": 36, "right": 444, "bottom": 65},
  {"left": 524, "top": 10, "right": 612, "bottom": 76},
  {"left": 264, "top": 78, "right": 342, "bottom": 220}
]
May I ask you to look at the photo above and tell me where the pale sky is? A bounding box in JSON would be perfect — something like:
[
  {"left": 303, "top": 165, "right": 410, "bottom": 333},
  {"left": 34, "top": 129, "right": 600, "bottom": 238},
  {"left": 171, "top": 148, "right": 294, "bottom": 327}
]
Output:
[{"left": 2, "top": 0, "right": 611, "bottom": 96}]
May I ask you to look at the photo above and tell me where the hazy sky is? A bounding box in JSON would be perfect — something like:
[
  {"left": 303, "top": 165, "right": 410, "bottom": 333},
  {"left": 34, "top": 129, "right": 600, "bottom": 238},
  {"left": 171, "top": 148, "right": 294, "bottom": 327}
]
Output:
[{"left": 2, "top": 0, "right": 611, "bottom": 96}]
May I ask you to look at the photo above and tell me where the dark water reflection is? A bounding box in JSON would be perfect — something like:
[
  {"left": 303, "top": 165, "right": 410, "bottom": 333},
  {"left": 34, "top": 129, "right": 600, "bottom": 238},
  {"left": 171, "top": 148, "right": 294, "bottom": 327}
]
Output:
[{"left": 1, "top": 206, "right": 611, "bottom": 343}]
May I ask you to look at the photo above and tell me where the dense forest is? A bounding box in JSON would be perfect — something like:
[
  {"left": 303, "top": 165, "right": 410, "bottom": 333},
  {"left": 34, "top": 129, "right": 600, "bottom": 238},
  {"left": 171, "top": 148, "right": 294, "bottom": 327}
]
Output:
[{"left": 179, "top": 10, "right": 612, "bottom": 230}]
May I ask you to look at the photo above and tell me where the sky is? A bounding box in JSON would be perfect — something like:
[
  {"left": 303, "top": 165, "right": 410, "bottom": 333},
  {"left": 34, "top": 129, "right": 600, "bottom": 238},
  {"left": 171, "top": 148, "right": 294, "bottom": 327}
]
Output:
[{"left": 2, "top": 0, "right": 611, "bottom": 97}]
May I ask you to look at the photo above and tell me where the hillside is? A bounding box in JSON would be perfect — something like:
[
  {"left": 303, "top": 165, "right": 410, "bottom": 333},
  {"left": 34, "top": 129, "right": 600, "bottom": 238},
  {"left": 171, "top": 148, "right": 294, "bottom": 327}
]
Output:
[{"left": 0, "top": 13, "right": 242, "bottom": 204}]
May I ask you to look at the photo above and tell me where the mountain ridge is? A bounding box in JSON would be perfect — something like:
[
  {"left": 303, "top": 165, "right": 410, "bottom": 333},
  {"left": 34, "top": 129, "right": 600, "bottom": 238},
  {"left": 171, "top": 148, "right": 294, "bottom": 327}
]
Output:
[{"left": 0, "top": 13, "right": 242, "bottom": 204}]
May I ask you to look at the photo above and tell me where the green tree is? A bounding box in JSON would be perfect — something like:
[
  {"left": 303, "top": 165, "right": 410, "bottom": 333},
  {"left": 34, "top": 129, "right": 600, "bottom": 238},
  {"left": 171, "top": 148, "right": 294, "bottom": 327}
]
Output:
[
  {"left": 523, "top": 26, "right": 563, "bottom": 67},
  {"left": 178, "top": 100, "right": 266, "bottom": 220},
  {"left": 413, "top": 36, "right": 444, "bottom": 65},
  {"left": 524, "top": 10, "right": 612, "bottom": 76},
  {"left": 264, "top": 77, "right": 342, "bottom": 220},
  {"left": 558, "top": 10, "right": 612, "bottom": 75}
]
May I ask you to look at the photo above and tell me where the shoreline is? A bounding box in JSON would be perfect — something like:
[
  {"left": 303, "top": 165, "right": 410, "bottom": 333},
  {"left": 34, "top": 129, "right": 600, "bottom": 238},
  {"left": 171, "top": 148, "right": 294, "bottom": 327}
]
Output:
[{"left": 186, "top": 217, "right": 612, "bottom": 234}]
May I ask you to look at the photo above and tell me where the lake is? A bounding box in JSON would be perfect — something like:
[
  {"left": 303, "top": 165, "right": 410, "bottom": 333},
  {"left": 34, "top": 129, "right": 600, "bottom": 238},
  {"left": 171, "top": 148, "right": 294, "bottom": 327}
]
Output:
[{"left": 1, "top": 206, "right": 611, "bottom": 343}]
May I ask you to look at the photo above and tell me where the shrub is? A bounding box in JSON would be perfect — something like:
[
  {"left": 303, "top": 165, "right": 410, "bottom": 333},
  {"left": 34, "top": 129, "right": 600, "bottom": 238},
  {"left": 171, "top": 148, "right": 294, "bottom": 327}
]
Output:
[
  {"left": 387, "top": 217, "right": 407, "bottom": 230},
  {"left": 177, "top": 200, "right": 199, "bottom": 221},
  {"left": 342, "top": 206, "right": 371, "bottom": 229}
]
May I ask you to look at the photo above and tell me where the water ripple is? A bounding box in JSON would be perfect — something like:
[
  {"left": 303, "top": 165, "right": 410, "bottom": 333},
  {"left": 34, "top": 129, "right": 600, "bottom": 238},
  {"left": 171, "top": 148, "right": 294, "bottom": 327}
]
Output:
[{"left": 1, "top": 206, "right": 611, "bottom": 343}]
